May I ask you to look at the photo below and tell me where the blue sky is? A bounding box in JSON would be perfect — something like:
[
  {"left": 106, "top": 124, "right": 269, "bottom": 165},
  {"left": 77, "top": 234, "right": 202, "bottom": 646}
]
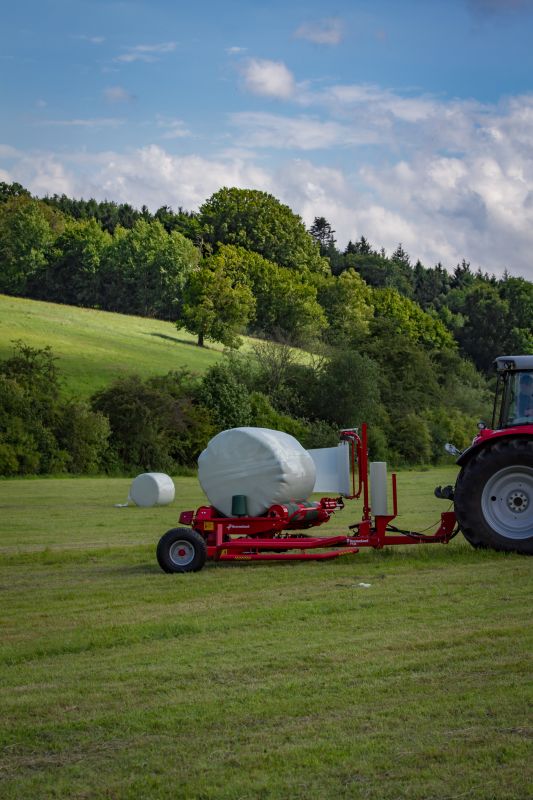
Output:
[{"left": 2, "top": 0, "right": 533, "bottom": 278}]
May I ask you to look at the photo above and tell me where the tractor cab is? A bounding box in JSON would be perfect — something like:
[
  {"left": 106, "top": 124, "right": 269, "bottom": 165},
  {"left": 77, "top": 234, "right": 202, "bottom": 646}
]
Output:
[{"left": 493, "top": 355, "right": 533, "bottom": 430}]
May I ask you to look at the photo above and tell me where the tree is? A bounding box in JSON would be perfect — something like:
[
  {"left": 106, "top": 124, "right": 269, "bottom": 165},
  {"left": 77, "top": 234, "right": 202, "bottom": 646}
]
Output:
[
  {"left": 388, "top": 412, "right": 432, "bottom": 464},
  {"left": 362, "top": 325, "right": 441, "bottom": 417},
  {"left": 177, "top": 250, "right": 256, "bottom": 347},
  {"left": 0, "top": 182, "right": 31, "bottom": 203},
  {"left": 226, "top": 245, "right": 327, "bottom": 344},
  {"left": 315, "top": 269, "right": 374, "bottom": 347},
  {"left": 0, "top": 342, "right": 109, "bottom": 475},
  {"left": 154, "top": 205, "right": 203, "bottom": 244},
  {"left": 0, "top": 197, "right": 62, "bottom": 295},
  {"left": 456, "top": 284, "right": 514, "bottom": 372},
  {"left": 309, "top": 216, "right": 336, "bottom": 251},
  {"left": 413, "top": 261, "right": 451, "bottom": 310},
  {"left": 100, "top": 219, "right": 200, "bottom": 318},
  {"left": 56, "top": 401, "right": 110, "bottom": 473},
  {"left": 197, "top": 363, "right": 253, "bottom": 430},
  {"left": 91, "top": 372, "right": 213, "bottom": 471},
  {"left": 371, "top": 287, "right": 456, "bottom": 351},
  {"left": 309, "top": 217, "right": 342, "bottom": 274},
  {"left": 199, "top": 187, "right": 328, "bottom": 273},
  {"left": 498, "top": 276, "right": 533, "bottom": 354},
  {"left": 37, "top": 218, "right": 111, "bottom": 306},
  {"left": 451, "top": 260, "right": 475, "bottom": 290},
  {"left": 308, "top": 349, "right": 382, "bottom": 428},
  {"left": 345, "top": 236, "right": 373, "bottom": 256}
]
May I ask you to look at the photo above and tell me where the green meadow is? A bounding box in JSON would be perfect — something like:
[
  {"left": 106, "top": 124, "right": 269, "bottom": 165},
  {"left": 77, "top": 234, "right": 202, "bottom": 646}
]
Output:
[
  {"left": 1, "top": 469, "right": 531, "bottom": 799},
  {"left": 0, "top": 295, "right": 531, "bottom": 797},
  {"left": 0, "top": 294, "right": 226, "bottom": 397}
]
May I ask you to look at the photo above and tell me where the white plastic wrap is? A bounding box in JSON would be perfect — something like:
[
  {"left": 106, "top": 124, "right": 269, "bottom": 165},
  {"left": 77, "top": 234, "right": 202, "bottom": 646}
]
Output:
[
  {"left": 308, "top": 443, "right": 351, "bottom": 496},
  {"left": 198, "top": 427, "right": 316, "bottom": 517},
  {"left": 129, "top": 473, "right": 175, "bottom": 507}
]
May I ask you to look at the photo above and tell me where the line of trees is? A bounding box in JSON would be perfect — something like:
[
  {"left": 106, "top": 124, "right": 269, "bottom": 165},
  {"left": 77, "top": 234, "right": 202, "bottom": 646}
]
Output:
[
  {"left": 1, "top": 182, "right": 531, "bottom": 372},
  {"left": 0, "top": 339, "right": 488, "bottom": 476},
  {"left": 0, "top": 181, "right": 531, "bottom": 476}
]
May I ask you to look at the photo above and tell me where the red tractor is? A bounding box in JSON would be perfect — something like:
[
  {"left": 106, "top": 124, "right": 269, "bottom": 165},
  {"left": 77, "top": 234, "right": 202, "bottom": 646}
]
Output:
[
  {"left": 156, "top": 354, "right": 533, "bottom": 572},
  {"left": 451, "top": 355, "right": 533, "bottom": 555}
]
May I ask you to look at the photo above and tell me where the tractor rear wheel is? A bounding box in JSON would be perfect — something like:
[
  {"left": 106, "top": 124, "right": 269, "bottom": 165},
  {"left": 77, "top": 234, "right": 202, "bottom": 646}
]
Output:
[
  {"left": 455, "top": 438, "right": 533, "bottom": 554},
  {"left": 157, "top": 528, "right": 207, "bottom": 573}
]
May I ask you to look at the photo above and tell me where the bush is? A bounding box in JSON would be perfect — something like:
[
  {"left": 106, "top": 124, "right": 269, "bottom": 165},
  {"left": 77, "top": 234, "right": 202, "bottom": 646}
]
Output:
[
  {"left": 388, "top": 413, "right": 433, "bottom": 465},
  {"left": 197, "top": 363, "right": 253, "bottom": 430},
  {"left": 57, "top": 402, "right": 110, "bottom": 473},
  {"left": 91, "top": 372, "right": 214, "bottom": 471},
  {"left": 0, "top": 345, "right": 111, "bottom": 475}
]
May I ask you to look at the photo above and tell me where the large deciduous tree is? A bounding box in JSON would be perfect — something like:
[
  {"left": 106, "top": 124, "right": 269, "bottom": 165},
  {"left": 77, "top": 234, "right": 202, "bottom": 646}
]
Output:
[
  {"left": 100, "top": 219, "right": 199, "bottom": 318},
  {"left": 177, "top": 249, "right": 256, "bottom": 347},
  {"left": 371, "top": 287, "right": 456, "bottom": 351},
  {"left": 37, "top": 218, "right": 111, "bottom": 307},
  {"left": 199, "top": 187, "right": 328, "bottom": 274},
  {"left": 315, "top": 269, "right": 374, "bottom": 347},
  {"left": 0, "top": 197, "right": 63, "bottom": 295}
]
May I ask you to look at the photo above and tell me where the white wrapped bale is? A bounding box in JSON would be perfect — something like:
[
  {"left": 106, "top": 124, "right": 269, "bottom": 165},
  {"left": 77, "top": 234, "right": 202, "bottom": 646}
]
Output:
[
  {"left": 129, "top": 473, "right": 175, "bottom": 507},
  {"left": 198, "top": 427, "right": 316, "bottom": 517}
]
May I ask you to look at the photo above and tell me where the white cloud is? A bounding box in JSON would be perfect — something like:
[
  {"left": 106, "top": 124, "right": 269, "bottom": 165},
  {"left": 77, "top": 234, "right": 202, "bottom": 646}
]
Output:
[
  {"left": 0, "top": 144, "right": 21, "bottom": 157},
  {"left": 116, "top": 42, "right": 176, "bottom": 63},
  {"left": 230, "top": 112, "right": 378, "bottom": 150},
  {"left": 226, "top": 46, "right": 247, "bottom": 55},
  {"left": 3, "top": 144, "right": 272, "bottom": 213},
  {"left": 156, "top": 116, "right": 191, "bottom": 139},
  {"left": 294, "top": 18, "right": 343, "bottom": 45},
  {"left": 103, "top": 86, "right": 135, "bottom": 104},
  {"left": 242, "top": 59, "right": 295, "bottom": 99},
  {"left": 3, "top": 90, "right": 533, "bottom": 279},
  {"left": 73, "top": 34, "right": 105, "bottom": 44},
  {"left": 37, "top": 118, "right": 125, "bottom": 128}
]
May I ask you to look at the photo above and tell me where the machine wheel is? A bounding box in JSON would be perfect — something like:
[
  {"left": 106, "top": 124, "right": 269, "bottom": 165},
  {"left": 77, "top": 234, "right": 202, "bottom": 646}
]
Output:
[
  {"left": 156, "top": 528, "right": 207, "bottom": 573},
  {"left": 455, "top": 438, "right": 533, "bottom": 554}
]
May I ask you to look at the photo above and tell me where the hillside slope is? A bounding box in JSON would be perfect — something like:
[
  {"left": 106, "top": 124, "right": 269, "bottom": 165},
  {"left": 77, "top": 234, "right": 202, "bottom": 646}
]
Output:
[{"left": 0, "top": 295, "right": 227, "bottom": 397}]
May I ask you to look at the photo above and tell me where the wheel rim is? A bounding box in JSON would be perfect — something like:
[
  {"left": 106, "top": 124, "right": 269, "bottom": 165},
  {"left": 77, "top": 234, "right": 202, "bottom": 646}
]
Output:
[
  {"left": 481, "top": 465, "right": 533, "bottom": 540},
  {"left": 168, "top": 540, "right": 195, "bottom": 567}
]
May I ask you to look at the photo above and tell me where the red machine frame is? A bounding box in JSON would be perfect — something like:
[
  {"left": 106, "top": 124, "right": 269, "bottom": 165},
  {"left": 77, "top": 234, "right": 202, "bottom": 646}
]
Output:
[{"left": 176, "top": 424, "right": 458, "bottom": 565}]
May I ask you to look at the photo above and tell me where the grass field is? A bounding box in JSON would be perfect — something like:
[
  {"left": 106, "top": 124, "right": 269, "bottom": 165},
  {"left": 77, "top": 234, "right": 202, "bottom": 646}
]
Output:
[
  {"left": 1, "top": 468, "right": 532, "bottom": 799},
  {"left": 0, "top": 295, "right": 228, "bottom": 397}
]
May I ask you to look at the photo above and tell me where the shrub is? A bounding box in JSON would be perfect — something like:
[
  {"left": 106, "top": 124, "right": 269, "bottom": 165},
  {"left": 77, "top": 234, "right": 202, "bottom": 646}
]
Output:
[{"left": 197, "top": 363, "right": 253, "bottom": 430}]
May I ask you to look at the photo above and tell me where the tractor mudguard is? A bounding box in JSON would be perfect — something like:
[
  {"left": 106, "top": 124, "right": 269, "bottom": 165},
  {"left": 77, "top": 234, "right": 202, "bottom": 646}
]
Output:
[{"left": 456, "top": 427, "right": 533, "bottom": 467}]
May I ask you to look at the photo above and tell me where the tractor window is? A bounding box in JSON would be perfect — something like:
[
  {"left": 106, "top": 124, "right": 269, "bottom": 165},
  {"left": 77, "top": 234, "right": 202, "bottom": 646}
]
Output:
[{"left": 500, "top": 372, "right": 533, "bottom": 427}]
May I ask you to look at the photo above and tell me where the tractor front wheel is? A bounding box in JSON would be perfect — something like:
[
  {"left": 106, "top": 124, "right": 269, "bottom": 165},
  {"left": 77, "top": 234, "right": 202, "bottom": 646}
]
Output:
[
  {"left": 157, "top": 528, "right": 207, "bottom": 573},
  {"left": 455, "top": 438, "right": 533, "bottom": 554}
]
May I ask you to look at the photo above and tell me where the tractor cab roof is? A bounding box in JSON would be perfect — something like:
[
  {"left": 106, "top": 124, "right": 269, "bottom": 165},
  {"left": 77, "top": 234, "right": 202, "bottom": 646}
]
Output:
[{"left": 494, "top": 355, "right": 533, "bottom": 372}]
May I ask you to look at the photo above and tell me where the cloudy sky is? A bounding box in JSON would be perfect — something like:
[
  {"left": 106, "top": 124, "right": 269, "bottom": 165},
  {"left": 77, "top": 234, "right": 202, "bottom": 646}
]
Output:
[{"left": 2, "top": 0, "right": 533, "bottom": 279}]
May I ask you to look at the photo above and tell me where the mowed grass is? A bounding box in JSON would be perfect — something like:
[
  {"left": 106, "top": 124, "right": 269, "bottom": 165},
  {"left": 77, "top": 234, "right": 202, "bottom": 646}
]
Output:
[
  {"left": 0, "top": 295, "right": 227, "bottom": 397},
  {"left": 1, "top": 469, "right": 532, "bottom": 799}
]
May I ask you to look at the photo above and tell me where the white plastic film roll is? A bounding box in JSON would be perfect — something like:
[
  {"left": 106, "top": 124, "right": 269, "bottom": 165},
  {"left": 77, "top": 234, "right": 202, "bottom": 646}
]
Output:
[{"left": 370, "top": 462, "right": 388, "bottom": 516}]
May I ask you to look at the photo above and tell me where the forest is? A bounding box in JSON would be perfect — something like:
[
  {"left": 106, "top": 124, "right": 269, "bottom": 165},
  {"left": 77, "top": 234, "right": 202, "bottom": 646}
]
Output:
[{"left": 0, "top": 180, "right": 532, "bottom": 476}]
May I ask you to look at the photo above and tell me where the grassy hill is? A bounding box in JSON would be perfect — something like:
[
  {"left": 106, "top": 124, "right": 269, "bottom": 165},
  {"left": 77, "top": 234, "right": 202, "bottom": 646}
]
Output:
[{"left": 0, "top": 294, "right": 229, "bottom": 397}]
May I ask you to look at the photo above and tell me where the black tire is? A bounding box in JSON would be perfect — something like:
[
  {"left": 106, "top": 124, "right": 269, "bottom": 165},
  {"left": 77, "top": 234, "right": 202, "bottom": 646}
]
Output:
[
  {"left": 156, "top": 528, "right": 207, "bottom": 573},
  {"left": 455, "top": 438, "right": 533, "bottom": 555}
]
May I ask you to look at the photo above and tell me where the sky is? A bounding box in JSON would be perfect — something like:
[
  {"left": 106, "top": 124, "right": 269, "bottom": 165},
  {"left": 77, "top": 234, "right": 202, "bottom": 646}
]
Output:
[{"left": 2, "top": 0, "right": 533, "bottom": 279}]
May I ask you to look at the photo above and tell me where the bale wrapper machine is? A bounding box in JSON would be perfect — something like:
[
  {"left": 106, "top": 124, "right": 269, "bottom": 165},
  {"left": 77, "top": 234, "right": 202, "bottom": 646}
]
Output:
[
  {"left": 157, "top": 354, "right": 533, "bottom": 572},
  {"left": 156, "top": 424, "right": 457, "bottom": 573}
]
